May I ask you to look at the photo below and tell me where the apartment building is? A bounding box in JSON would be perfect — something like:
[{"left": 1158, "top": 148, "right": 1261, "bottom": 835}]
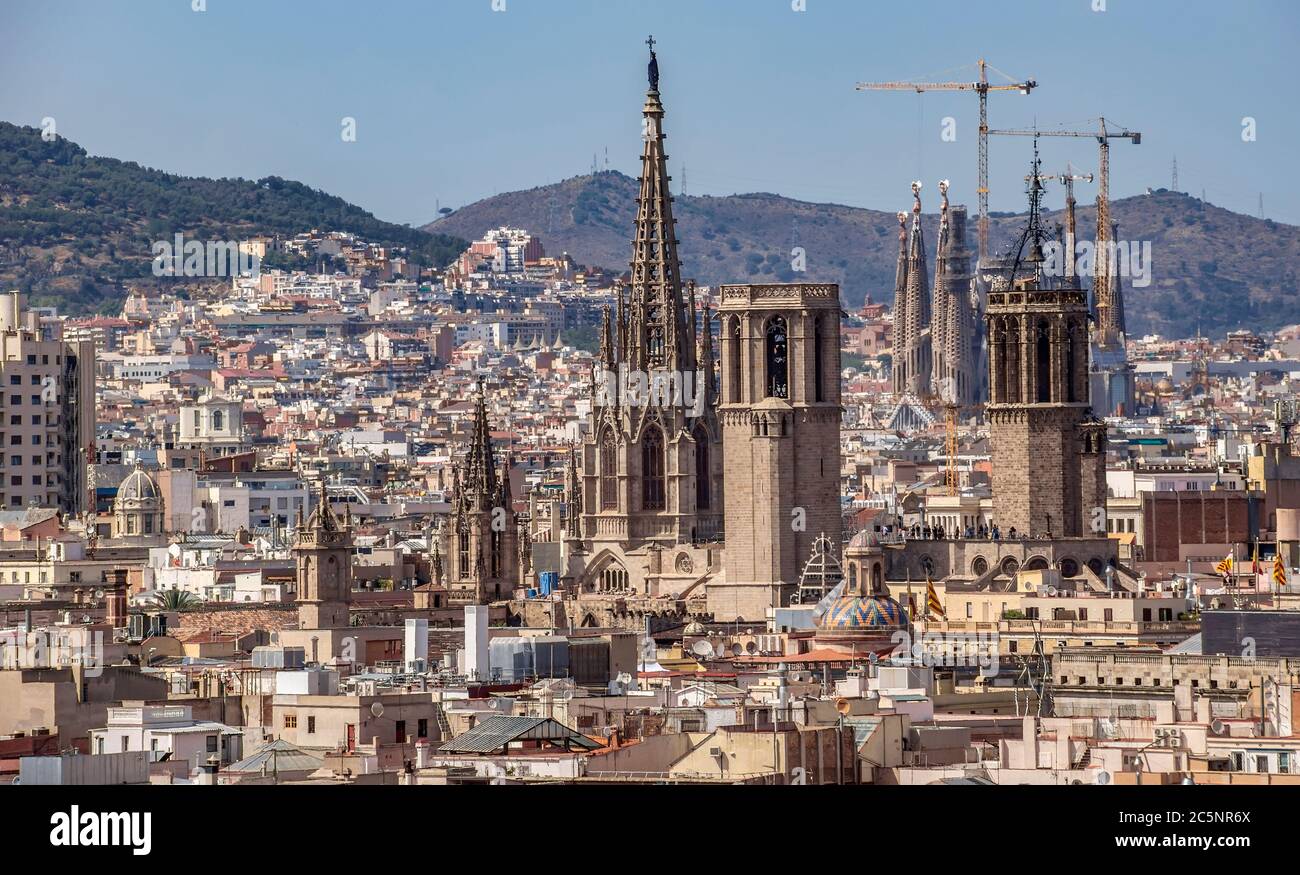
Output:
[{"left": 0, "top": 292, "right": 95, "bottom": 514}]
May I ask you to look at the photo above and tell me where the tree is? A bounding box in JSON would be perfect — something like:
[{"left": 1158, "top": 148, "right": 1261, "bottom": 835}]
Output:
[{"left": 150, "top": 589, "right": 201, "bottom": 612}]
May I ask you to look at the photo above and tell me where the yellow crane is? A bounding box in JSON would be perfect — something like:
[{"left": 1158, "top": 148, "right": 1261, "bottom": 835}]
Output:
[
  {"left": 856, "top": 59, "right": 1037, "bottom": 263},
  {"left": 988, "top": 119, "right": 1140, "bottom": 344}
]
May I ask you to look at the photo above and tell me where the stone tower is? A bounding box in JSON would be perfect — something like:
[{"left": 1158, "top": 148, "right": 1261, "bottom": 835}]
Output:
[
  {"left": 581, "top": 40, "right": 722, "bottom": 548},
  {"left": 986, "top": 163, "right": 1107, "bottom": 538},
  {"left": 891, "top": 182, "right": 932, "bottom": 397},
  {"left": 445, "top": 382, "right": 518, "bottom": 605},
  {"left": 294, "top": 480, "right": 353, "bottom": 630},
  {"left": 710, "top": 283, "right": 843, "bottom": 621}
]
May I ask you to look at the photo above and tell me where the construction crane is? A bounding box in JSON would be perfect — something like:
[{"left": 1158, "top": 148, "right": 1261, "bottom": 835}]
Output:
[
  {"left": 856, "top": 59, "right": 1037, "bottom": 263},
  {"left": 988, "top": 119, "right": 1140, "bottom": 343}
]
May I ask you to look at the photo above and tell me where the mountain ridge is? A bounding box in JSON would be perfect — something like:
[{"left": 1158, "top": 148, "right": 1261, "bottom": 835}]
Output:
[{"left": 424, "top": 169, "right": 1300, "bottom": 339}]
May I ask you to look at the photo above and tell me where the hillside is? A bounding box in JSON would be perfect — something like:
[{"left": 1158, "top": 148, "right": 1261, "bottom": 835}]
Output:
[
  {"left": 424, "top": 170, "right": 1300, "bottom": 339},
  {"left": 0, "top": 122, "right": 466, "bottom": 314}
]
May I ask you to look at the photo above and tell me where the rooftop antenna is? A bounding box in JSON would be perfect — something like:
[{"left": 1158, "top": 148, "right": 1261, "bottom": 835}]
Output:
[{"left": 1171, "top": 154, "right": 1178, "bottom": 191}]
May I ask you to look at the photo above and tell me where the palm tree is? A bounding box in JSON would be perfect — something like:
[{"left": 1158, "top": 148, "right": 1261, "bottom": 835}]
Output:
[{"left": 150, "top": 589, "right": 201, "bottom": 612}]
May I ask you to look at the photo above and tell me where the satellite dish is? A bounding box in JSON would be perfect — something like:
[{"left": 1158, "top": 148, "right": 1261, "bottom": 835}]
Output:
[
  {"left": 1094, "top": 770, "right": 1112, "bottom": 786},
  {"left": 1211, "top": 719, "right": 1227, "bottom": 736},
  {"left": 690, "top": 640, "right": 715, "bottom": 659},
  {"left": 488, "top": 698, "right": 501, "bottom": 710},
  {"left": 370, "top": 702, "right": 384, "bottom": 719},
  {"left": 835, "top": 698, "right": 852, "bottom": 716}
]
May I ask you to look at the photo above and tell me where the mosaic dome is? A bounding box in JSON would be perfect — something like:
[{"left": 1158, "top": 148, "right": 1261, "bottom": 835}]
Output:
[{"left": 818, "top": 595, "right": 908, "bottom": 630}]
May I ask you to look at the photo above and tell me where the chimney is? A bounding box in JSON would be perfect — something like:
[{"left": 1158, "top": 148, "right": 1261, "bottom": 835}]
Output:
[
  {"left": 195, "top": 755, "right": 221, "bottom": 786},
  {"left": 106, "top": 585, "right": 127, "bottom": 628}
]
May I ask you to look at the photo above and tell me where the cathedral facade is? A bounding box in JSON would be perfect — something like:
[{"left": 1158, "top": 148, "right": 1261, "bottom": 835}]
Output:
[{"left": 567, "top": 45, "right": 723, "bottom": 601}]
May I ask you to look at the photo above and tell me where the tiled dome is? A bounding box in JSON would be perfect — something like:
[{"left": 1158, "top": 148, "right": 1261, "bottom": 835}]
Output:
[{"left": 817, "top": 595, "right": 907, "bottom": 629}]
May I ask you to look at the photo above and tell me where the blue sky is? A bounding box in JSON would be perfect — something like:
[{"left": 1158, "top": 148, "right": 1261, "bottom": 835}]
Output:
[{"left": 2, "top": 0, "right": 1297, "bottom": 226}]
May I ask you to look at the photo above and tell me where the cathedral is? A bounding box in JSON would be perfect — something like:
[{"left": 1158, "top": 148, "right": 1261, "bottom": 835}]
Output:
[{"left": 568, "top": 42, "right": 723, "bottom": 601}]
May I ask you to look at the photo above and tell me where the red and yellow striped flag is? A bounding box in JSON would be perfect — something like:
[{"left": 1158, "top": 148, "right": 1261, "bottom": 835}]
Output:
[
  {"left": 1274, "top": 553, "right": 1288, "bottom": 589},
  {"left": 1214, "top": 553, "right": 1234, "bottom": 575},
  {"left": 925, "top": 577, "right": 944, "bottom": 618}
]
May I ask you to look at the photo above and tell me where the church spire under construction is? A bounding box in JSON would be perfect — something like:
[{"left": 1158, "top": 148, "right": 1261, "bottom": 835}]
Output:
[{"left": 892, "top": 181, "right": 932, "bottom": 397}]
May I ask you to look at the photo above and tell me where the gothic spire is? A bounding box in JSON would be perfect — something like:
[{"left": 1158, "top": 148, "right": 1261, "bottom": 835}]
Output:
[
  {"left": 599, "top": 304, "right": 614, "bottom": 368},
  {"left": 626, "top": 38, "right": 691, "bottom": 374},
  {"left": 893, "top": 181, "right": 932, "bottom": 397},
  {"left": 1110, "top": 220, "right": 1126, "bottom": 340},
  {"left": 891, "top": 209, "right": 910, "bottom": 396},
  {"left": 565, "top": 445, "right": 583, "bottom": 539},
  {"left": 464, "top": 379, "right": 497, "bottom": 497}
]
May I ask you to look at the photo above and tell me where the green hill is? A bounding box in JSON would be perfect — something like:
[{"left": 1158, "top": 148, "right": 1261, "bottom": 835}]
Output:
[{"left": 0, "top": 121, "right": 465, "bottom": 314}]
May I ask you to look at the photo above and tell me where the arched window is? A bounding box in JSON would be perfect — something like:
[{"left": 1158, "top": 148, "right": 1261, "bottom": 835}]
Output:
[
  {"left": 599, "top": 430, "right": 617, "bottom": 510},
  {"left": 641, "top": 426, "right": 665, "bottom": 510},
  {"left": 813, "top": 317, "right": 825, "bottom": 402},
  {"left": 212, "top": 409, "right": 224, "bottom": 432},
  {"left": 1004, "top": 321, "right": 1021, "bottom": 403},
  {"left": 693, "top": 425, "right": 711, "bottom": 510},
  {"left": 1065, "top": 321, "right": 1077, "bottom": 403},
  {"left": 1036, "top": 320, "right": 1051, "bottom": 403},
  {"left": 458, "top": 531, "right": 470, "bottom": 577},
  {"left": 725, "top": 317, "right": 741, "bottom": 403},
  {"left": 766, "top": 316, "right": 789, "bottom": 398}
]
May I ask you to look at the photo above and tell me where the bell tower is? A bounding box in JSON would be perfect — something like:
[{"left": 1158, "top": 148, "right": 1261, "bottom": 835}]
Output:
[
  {"left": 986, "top": 156, "right": 1107, "bottom": 538},
  {"left": 294, "top": 481, "right": 353, "bottom": 630},
  {"left": 710, "top": 283, "right": 842, "bottom": 621}
]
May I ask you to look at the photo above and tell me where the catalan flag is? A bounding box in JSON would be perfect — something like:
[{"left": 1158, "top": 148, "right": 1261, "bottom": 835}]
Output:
[
  {"left": 925, "top": 577, "right": 944, "bottom": 618},
  {"left": 1274, "top": 553, "right": 1289, "bottom": 589},
  {"left": 1214, "top": 553, "right": 1234, "bottom": 576}
]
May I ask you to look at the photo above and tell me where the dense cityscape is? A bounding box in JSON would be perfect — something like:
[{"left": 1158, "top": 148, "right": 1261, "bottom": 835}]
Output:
[{"left": 2, "top": 0, "right": 1297, "bottom": 859}]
